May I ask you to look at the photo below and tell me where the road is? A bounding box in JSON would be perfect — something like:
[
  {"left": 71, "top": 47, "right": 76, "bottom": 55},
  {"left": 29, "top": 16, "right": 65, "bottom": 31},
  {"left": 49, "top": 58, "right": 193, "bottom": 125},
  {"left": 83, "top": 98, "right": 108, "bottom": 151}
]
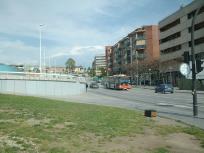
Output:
[{"left": 64, "top": 86, "right": 204, "bottom": 129}]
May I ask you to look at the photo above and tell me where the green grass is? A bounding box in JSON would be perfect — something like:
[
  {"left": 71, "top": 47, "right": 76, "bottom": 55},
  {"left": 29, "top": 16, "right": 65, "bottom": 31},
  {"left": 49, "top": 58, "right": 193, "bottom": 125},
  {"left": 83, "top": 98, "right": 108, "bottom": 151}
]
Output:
[
  {"left": 0, "top": 94, "right": 150, "bottom": 153},
  {"left": 0, "top": 93, "right": 204, "bottom": 153}
]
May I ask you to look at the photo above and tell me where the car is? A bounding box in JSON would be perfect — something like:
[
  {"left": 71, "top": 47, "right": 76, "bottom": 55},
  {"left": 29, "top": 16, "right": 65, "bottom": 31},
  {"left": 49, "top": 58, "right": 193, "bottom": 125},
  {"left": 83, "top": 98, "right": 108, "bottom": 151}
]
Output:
[
  {"left": 89, "top": 82, "right": 99, "bottom": 88},
  {"left": 155, "top": 84, "right": 174, "bottom": 94}
]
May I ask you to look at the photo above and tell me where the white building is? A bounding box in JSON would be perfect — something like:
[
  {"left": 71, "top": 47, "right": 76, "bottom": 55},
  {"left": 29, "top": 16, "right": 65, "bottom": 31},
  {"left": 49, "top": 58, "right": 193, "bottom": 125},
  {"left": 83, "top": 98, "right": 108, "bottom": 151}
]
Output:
[{"left": 92, "top": 55, "right": 106, "bottom": 76}]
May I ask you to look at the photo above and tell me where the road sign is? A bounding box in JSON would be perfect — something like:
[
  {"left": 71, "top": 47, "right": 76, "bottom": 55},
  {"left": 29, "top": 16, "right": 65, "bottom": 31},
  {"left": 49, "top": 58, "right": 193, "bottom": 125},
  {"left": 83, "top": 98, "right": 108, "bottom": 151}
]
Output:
[{"left": 180, "top": 63, "right": 190, "bottom": 77}]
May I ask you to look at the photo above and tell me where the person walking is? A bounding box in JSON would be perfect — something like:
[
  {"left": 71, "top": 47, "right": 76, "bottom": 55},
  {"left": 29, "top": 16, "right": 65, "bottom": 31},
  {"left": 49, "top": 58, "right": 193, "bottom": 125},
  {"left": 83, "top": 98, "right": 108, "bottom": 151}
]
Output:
[{"left": 85, "top": 83, "right": 88, "bottom": 92}]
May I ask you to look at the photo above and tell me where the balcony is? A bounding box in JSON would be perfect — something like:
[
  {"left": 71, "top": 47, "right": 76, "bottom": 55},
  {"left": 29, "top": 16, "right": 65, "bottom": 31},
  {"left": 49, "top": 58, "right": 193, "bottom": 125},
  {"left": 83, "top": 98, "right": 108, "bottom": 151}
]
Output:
[{"left": 136, "top": 45, "right": 146, "bottom": 50}]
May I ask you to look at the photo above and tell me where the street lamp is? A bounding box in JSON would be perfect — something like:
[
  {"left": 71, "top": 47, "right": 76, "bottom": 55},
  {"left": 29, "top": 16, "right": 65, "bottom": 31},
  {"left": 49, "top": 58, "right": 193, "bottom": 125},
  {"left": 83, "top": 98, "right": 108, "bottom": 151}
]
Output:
[
  {"left": 191, "top": 5, "right": 203, "bottom": 117},
  {"left": 169, "top": 66, "right": 173, "bottom": 84},
  {"left": 136, "top": 50, "right": 139, "bottom": 85},
  {"left": 149, "top": 68, "right": 151, "bottom": 86},
  {"left": 129, "top": 36, "right": 133, "bottom": 81},
  {"left": 39, "top": 24, "right": 44, "bottom": 73}
]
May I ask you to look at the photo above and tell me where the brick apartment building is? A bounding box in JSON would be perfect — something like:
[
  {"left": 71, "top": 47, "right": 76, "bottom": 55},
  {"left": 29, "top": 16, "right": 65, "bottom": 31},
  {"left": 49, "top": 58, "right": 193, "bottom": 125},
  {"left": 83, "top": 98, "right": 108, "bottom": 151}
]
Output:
[
  {"left": 106, "top": 25, "right": 160, "bottom": 83},
  {"left": 105, "top": 46, "right": 113, "bottom": 76}
]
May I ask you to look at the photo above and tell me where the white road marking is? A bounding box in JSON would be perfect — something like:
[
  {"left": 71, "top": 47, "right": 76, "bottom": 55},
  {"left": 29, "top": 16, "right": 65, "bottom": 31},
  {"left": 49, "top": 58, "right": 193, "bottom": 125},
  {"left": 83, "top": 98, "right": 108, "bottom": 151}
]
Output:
[{"left": 174, "top": 105, "right": 192, "bottom": 109}]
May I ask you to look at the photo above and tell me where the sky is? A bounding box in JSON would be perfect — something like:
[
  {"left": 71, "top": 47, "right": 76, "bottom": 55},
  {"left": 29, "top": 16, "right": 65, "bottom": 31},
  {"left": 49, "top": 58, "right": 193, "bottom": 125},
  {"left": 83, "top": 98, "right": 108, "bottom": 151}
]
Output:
[{"left": 0, "top": 0, "right": 192, "bottom": 68}]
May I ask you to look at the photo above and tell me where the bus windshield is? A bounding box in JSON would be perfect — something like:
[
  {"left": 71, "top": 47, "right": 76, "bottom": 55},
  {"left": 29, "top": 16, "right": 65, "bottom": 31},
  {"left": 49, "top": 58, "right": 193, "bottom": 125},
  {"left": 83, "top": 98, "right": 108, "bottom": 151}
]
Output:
[{"left": 119, "top": 78, "right": 130, "bottom": 84}]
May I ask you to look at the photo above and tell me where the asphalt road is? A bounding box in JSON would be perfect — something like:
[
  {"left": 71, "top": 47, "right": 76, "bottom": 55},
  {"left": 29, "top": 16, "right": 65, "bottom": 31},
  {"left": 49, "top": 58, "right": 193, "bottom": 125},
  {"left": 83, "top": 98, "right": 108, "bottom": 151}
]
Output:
[{"left": 65, "top": 86, "right": 204, "bottom": 129}]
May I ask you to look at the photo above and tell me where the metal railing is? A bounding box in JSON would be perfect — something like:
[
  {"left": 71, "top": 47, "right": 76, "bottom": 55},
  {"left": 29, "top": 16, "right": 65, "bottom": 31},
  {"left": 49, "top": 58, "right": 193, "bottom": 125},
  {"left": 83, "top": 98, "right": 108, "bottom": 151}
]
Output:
[{"left": 0, "top": 71, "right": 86, "bottom": 83}]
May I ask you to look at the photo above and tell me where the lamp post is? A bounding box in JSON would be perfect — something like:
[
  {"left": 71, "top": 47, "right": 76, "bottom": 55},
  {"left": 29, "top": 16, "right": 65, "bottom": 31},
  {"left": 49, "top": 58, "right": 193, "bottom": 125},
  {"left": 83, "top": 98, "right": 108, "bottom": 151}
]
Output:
[
  {"left": 149, "top": 68, "right": 151, "bottom": 86},
  {"left": 39, "top": 24, "right": 44, "bottom": 73},
  {"left": 136, "top": 50, "right": 139, "bottom": 85},
  {"left": 129, "top": 36, "right": 133, "bottom": 81},
  {"left": 191, "top": 5, "right": 203, "bottom": 117},
  {"left": 169, "top": 66, "right": 173, "bottom": 84},
  {"left": 43, "top": 48, "right": 46, "bottom": 73}
]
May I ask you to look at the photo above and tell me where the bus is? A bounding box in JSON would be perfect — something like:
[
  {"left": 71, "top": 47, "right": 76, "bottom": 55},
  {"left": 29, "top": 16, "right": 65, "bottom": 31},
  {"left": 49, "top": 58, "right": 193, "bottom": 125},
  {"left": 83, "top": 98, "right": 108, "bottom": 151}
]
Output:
[{"left": 104, "top": 75, "right": 132, "bottom": 90}]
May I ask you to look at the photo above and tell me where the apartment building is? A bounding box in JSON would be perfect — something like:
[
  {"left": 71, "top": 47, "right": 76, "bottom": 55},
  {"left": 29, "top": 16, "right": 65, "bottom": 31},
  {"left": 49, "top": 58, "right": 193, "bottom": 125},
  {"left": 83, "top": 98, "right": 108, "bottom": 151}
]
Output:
[
  {"left": 159, "top": 0, "right": 204, "bottom": 85},
  {"left": 92, "top": 55, "right": 106, "bottom": 76},
  {"left": 107, "top": 25, "right": 160, "bottom": 76},
  {"left": 105, "top": 46, "right": 113, "bottom": 75}
]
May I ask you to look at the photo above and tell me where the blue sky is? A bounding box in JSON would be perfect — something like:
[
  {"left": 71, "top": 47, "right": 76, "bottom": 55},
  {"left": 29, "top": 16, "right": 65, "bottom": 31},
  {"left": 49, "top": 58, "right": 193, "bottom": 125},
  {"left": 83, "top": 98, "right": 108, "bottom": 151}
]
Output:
[{"left": 0, "top": 0, "right": 192, "bottom": 67}]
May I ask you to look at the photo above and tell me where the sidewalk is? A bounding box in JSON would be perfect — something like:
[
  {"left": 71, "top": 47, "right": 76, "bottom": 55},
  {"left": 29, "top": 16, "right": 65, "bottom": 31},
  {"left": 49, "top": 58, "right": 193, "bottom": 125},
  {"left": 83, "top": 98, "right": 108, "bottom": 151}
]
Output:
[{"left": 135, "top": 85, "right": 204, "bottom": 94}]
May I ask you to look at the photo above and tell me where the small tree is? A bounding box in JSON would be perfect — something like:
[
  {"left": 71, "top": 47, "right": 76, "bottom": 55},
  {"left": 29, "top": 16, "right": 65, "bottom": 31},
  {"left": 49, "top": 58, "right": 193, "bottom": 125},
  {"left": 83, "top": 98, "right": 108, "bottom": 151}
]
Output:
[
  {"left": 99, "top": 67, "right": 107, "bottom": 77},
  {"left": 65, "top": 58, "right": 76, "bottom": 73},
  {"left": 88, "top": 68, "right": 95, "bottom": 77}
]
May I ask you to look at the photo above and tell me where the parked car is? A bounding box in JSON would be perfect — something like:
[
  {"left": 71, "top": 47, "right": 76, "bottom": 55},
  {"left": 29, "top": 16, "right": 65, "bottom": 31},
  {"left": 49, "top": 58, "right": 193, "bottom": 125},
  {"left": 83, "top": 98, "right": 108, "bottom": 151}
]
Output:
[
  {"left": 155, "top": 84, "right": 174, "bottom": 94},
  {"left": 89, "top": 82, "right": 99, "bottom": 89}
]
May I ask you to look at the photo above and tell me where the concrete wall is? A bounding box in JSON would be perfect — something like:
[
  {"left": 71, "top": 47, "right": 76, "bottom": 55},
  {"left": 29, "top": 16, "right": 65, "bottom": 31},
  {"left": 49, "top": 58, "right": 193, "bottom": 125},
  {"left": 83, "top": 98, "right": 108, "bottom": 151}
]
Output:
[{"left": 0, "top": 79, "right": 85, "bottom": 98}]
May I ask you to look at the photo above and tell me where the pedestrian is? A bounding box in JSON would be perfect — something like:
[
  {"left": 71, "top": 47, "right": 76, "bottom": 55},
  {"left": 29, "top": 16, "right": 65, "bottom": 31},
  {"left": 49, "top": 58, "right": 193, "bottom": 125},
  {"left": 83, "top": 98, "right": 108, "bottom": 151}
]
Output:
[{"left": 86, "top": 83, "right": 88, "bottom": 92}]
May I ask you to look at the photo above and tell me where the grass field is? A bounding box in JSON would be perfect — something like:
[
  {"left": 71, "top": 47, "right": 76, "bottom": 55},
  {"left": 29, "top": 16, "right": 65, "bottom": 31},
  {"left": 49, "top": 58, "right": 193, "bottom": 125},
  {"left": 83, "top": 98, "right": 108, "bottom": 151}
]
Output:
[{"left": 0, "top": 94, "right": 204, "bottom": 153}]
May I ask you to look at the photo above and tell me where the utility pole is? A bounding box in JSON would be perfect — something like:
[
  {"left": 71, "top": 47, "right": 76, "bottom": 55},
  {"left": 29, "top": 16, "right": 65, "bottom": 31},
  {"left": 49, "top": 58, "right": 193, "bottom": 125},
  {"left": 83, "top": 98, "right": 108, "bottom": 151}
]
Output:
[
  {"left": 136, "top": 50, "right": 139, "bottom": 85},
  {"left": 39, "top": 24, "right": 44, "bottom": 73},
  {"left": 44, "top": 48, "right": 46, "bottom": 73},
  {"left": 129, "top": 36, "right": 133, "bottom": 82},
  {"left": 191, "top": 5, "right": 203, "bottom": 117}
]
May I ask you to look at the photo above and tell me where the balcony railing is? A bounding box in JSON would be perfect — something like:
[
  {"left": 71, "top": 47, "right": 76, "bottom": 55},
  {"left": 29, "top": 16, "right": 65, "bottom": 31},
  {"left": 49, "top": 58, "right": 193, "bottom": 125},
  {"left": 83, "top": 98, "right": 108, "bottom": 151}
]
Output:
[{"left": 136, "top": 45, "right": 146, "bottom": 50}]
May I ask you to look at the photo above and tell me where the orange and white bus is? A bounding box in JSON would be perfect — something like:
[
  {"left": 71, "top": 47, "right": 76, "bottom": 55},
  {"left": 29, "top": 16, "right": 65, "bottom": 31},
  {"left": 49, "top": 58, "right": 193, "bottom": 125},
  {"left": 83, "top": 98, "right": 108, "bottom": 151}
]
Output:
[{"left": 104, "top": 75, "right": 132, "bottom": 90}]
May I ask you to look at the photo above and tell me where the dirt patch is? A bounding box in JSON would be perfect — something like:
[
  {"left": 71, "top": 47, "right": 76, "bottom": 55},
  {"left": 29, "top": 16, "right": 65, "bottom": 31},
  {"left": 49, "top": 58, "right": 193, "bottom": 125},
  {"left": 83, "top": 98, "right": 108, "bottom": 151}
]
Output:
[
  {"left": 26, "top": 118, "right": 51, "bottom": 126},
  {"left": 0, "top": 108, "right": 16, "bottom": 113},
  {"left": 165, "top": 133, "right": 204, "bottom": 153},
  {"left": 78, "top": 132, "right": 204, "bottom": 153},
  {"left": 0, "top": 135, "right": 39, "bottom": 152},
  {"left": 54, "top": 123, "right": 65, "bottom": 129},
  {"left": 53, "top": 121, "right": 76, "bottom": 129},
  {"left": 0, "top": 135, "right": 24, "bottom": 150},
  {"left": 153, "top": 117, "right": 187, "bottom": 127},
  {"left": 64, "top": 121, "right": 76, "bottom": 127}
]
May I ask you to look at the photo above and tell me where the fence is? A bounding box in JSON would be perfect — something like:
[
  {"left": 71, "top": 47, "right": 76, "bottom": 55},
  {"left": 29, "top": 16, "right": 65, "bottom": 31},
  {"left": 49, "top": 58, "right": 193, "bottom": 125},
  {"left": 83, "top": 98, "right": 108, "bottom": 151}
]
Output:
[{"left": 0, "top": 72, "right": 86, "bottom": 97}]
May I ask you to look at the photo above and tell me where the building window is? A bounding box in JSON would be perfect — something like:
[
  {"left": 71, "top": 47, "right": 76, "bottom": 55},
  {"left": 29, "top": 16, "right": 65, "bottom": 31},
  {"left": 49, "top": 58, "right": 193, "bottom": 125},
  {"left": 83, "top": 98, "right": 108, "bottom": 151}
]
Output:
[
  {"left": 188, "top": 21, "right": 204, "bottom": 32},
  {"left": 136, "top": 33, "right": 145, "bottom": 40},
  {"left": 161, "top": 45, "right": 181, "bottom": 54},
  {"left": 160, "top": 32, "right": 181, "bottom": 44},
  {"left": 189, "top": 36, "right": 204, "bottom": 47},
  {"left": 187, "top": 6, "right": 204, "bottom": 19},
  {"left": 160, "top": 19, "right": 180, "bottom": 32}
]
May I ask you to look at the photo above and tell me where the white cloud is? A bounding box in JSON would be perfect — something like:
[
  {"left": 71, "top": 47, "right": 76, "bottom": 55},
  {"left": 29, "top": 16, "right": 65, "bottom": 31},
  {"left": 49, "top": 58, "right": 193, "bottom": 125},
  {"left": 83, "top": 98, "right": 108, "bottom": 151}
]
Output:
[
  {"left": 0, "top": 0, "right": 192, "bottom": 67},
  {"left": 0, "top": 39, "right": 39, "bottom": 65},
  {"left": 0, "top": 36, "right": 104, "bottom": 67}
]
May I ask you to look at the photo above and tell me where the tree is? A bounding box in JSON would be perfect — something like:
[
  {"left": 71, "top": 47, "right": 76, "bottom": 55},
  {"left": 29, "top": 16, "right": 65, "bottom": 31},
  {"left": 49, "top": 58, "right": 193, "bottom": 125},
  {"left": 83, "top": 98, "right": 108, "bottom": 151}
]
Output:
[
  {"left": 65, "top": 58, "right": 76, "bottom": 73},
  {"left": 88, "top": 68, "right": 95, "bottom": 77},
  {"left": 99, "top": 67, "right": 107, "bottom": 77}
]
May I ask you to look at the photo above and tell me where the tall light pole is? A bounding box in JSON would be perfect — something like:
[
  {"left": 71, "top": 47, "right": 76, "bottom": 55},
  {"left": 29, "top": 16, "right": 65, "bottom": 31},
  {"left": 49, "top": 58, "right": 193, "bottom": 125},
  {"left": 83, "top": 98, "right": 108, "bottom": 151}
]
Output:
[
  {"left": 169, "top": 66, "right": 173, "bottom": 84},
  {"left": 191, "top": 5, "right": 203, "bottom": 117},
  {"left": 44, "top": 48, "right": 46, "bottom": 72},
  {"left": 39, "top": 24, "right": 44, "bottom": 73},
  {"left": 149, "top": 68, "right": 151, "bottom": 86},
  {"left": 136, "top": 50, "right": 139, "bottom": 85},
  {"left": 129, "top": 36, "right": 133, "bottom": 82}
]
